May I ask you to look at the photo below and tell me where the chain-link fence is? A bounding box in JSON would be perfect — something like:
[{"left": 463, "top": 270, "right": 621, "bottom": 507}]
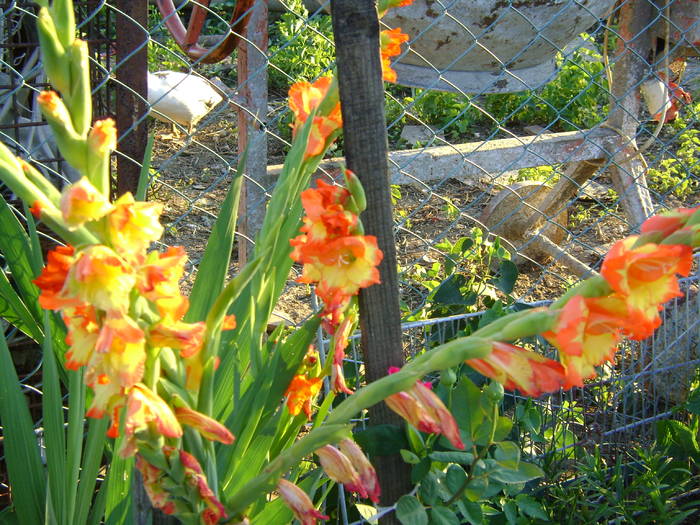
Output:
[{"left": 2, "top": 0, "right": 700, "bottom": 520}]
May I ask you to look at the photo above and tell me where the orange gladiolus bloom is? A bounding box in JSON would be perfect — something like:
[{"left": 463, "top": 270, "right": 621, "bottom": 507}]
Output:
[
  {"left": 385, "top": 367, "right": 464, "bottom": 449},
  {"left": 60, "top": 177, "right": 114, "bottom": 229},
  {"left": 641, "top": 206, "right": 698, "bottom": 238},
  {"left": 174, "top": 405, "right": 235, "bottom": 444},
  {"left": 121, "top": 383, "right": 183, "bottom": 457},
  {"left": 380, "top": 28, "right": 409, "bottom": 82},
  {"left": 29, "top": 200, "right": 43, "bottom": 218},
  {"left": 137, "top": 247, "right": 189, "bottom": 320},
  {"left": 544, "top": 295, "right": 627, "bottom": 387},
  {"left": 299, "top": 235, "right": 383, "bottom": 300},
  {"left": 33, "top": 245, "right": 79, "bottom": 310},
  {"left": 64, "top": 245, "right": 135, "bottom": 314},
  {"left": 108, "top": 192, "right": 164, "bottom": 257},
  {"left": 63, "top": 305, "right": 100, "bottom": 369},
  {"left": 178, "top": 449, "right": 228, "bottom": 525},
  {"left": 601, "top": 237, "right": 693, "bottom": 339},
  {"left": 288, "top": 76, "right": 342, "bottom": 159},
  {"left": 466, "top": 342, "right": 566, "bottom": 397},
  {"left": 87, "top": 118, "right": 117, "bottom": 156},
  {"left": 285, "top": 374, "right": 323, "bottom": 419},
  {"left": 296, "top": 180, "right": 356, "bottom": 242},
  {"left": 338, "top": 439, "right": 381, "bottom": 504},
  {"left": 278, "top": 479, "right": 329, "bottom": 525},
  {"left": 149, "top": 320, "right": 206, "bottom": 358},
  {"left": 136, "top": 455, "right": 177, "bottom": 515}
]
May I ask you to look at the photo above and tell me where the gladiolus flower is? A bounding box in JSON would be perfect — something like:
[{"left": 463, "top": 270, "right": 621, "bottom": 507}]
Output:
[
  {"left": 65, "top": 245, "right": 135, "bottom": 313},
  {"left": 33, "top": 244, "right": 79, "bottom": 310},
  {"left": 174, "top": 405, "right": 235, "bottom": 444},
  {"left": 294, "top": 180, "right": 356, "bottom": 243},
  {"left": 338, "top": 439, "right": 381, "bottom": 503},
  {"left": 179, "top": 450, "right": 228, "bottom": 524},
  {"left": 316, "top": 445, "right": 367, "bottom": 497},
  {"left": 277, "top": 479, "right": 329, "bottom": 525},
  {"left": 380, "top": 28, "right": 409, "bottom": 83},
  {"left": 378, "top": 0, "right": 414, "bottom": 17},
  {"left": 385, "top": 368, "right": 464, "bottom": 449},
  {"left": 330, "top": 313, "right": 355, "bottom": 394},
  {"left": 87, "top": 118, "right": 117, "bottom": 156},
  {"left": 544, "top": 295, "right": 627, "bottom": 387},
  {"left": 298, "top": 235, "right": 383, "bottom": 302},
  {"left": 63, "top": 305, "right": 100, "bottom": 369},
  {"left": 288, "top": 77, "right": 342, "bottom": 159},
  {"left": 37, "top": 90, "right": 75, "bottom": 130},
  {"left": 466, "top": 342, "right": 566, "bottom": 397},
  {"left": 601, "top": 237, "right": 693, "bottom": 339},
  {"left": 60, "top": 177, "right": 114, "bottom": 229},
  {"left": 641, "top": 207, "right": 698, "bottom": 238},
  {"left": 137, "top": 246, "right": 189, "bottom": 320},
  {"left": 30, "top": 200, "right": 43, "bottom": 218},
  {"left": 136, "top": 455, "right": 177, "bottom": 515},
  {"left": 120, "top": 384, "right": 183, "bottom": 456},
  {"left": 285, "top": 374, "right": 323, "bottom": 419},
  {"left": 149, "top": 320, "right": 206, "bottom": 358},
  {"left": 108, "top": 192, "right": 164, "bottom": 257}
]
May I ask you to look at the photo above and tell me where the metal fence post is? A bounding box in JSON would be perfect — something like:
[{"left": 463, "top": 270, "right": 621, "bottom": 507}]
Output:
[{"left": 330, "top": 0, "right": 412, "bottom": 516}]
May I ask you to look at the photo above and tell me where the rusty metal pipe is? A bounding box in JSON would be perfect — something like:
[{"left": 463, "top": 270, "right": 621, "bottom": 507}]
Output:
[{"left": 154, "top": 0, "right": 255, "bottom": 63}]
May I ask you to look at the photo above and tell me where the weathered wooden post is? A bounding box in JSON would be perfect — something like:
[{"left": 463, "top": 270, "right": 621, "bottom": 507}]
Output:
[
  {"left": 606, "top": 0, "right": 655, "bottom": 226},
  {"left": 115, "top": 0, "right": 149, "bottom": 197},
  {"left": 330, "top": 0, "right": 412, "bottom": 518}
]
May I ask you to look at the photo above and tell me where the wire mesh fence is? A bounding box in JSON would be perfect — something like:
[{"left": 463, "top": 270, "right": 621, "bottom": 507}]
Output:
[{"left": 1, "top": 0, "right": 700, "bottom": 519}]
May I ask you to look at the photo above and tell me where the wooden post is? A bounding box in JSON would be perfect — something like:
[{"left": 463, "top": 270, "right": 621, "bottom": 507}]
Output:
[
  {"left": 606, "top": 0, "right": 655, "bottom": 227},
  {"left": 115, "top": 0, "right": 149, "bottom": 196},
  {"left": 330, "top": 0, "right": 412, "bottom": 516},
  {"left": 237, "top": 1, "right": 269, "bottom": 267}
]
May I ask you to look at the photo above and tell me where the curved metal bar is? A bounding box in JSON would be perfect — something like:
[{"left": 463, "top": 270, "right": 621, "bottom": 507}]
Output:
[{"left": 154, "top": 0, "right": 255, "bottom": 63}]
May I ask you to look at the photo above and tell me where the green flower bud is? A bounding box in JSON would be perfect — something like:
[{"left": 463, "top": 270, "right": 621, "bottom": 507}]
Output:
[
  {"left": 485, "top": 381, "right": 504, "bottom": 402},
  {"left": 67, "top": 39, "right": 92, "bottom": 136},
  {"left": 439, "top": 367, "right": 457, "bottom": 387},
  {"left": 36, "top": 8, "right": 70, "bottom": 94},
  {"left": 50, "top": 0, "right": 76, "bottom": 49}
]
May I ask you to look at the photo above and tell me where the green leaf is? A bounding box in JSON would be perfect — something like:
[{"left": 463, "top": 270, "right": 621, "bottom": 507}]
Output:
[
  {"left": 185, "top": 164, "right": 244, "bottom": 323},
  {"left": 430, "top": 506, "right": 460, "bottom": 525},
  {"left": 445, "top": 464, "right": 467, "bottom": 494},
  {"left": 419, "top": 472, "right": 439, "bottom": 505},
  {"left": 463, "top": 478, "right": 488, "bottom": 502},
  {"left": 104, "top": 440, "right": 133, "bottom": 525},
  {"left": 459, "top": 500, "right": 483, "bottom": 524},
  {"left": 0, "top": 331, "right": 45, "bottom": 524},
  {"left": 0, "top": 196, "right": 41, "bottom": 319},
  {"left": 492, "top": 417, "right": 514, "bottom": 442},
  {"left": 355, "top": 424, "right": 409, "bottom": 456},
  {"left": 401, "top": 449, "right": 421, "bottom": 464},
  {"left": 135, "top": 133, "right": 155, "bottom": 201},
  {"left": 685, "top": 387, "right": 700, "bottom": 416},
  {"left": 451, "top": 377, "right": 483, "bottom": 439},
  {"left": 41, "top": 314, "right": 67, "bottom": 524},
  {"left": 0, "top": 268, "right": 43, "bottom": 342},
  {"left": 411, "top": 457, "right": 432, "bottom": 484},
  {"left": 432, "top": 274, "right": 477, "bottom": 306},
  {"left": 494, "top": 260, "right": 518, "bottom": 294},
  {"left": 493, "top": 441, "right": 520, "bottom": 468},
  {"left": 429, "top": 451, "right": 474, "bottom": 465},
  {"left": 489, "top": 461, "right": 544, "bottom": 484},
  {"left": 396, "top": 495, "right": 428, "bottom": 525},
  {"left": 502, "top": 500, "right": 518, "bottom": 524},
  {"left": 515, "top": 494, "right": 549, "bottom": 520}
]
